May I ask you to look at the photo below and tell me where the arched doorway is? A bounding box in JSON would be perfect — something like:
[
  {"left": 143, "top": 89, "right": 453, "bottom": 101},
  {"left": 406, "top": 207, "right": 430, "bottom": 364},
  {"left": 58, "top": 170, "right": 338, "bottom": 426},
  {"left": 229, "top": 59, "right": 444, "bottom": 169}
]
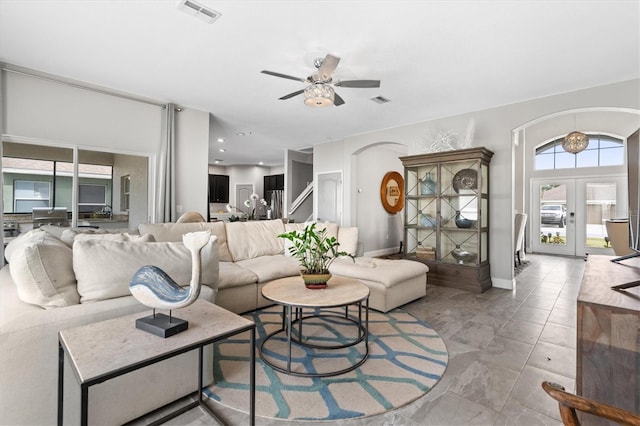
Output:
[{"left": 512, "top": 108, "right": 640, "bottom": 258}]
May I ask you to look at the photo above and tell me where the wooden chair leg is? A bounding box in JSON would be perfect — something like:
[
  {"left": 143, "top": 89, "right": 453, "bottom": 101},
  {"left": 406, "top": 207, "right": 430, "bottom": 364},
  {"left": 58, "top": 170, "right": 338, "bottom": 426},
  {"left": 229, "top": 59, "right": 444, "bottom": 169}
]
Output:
[
  {"left": 542, "top": 381, "right": 640, "bottom": 426},
  {"left": 558, "top": 403, "right": 581, "bottom": 426}
]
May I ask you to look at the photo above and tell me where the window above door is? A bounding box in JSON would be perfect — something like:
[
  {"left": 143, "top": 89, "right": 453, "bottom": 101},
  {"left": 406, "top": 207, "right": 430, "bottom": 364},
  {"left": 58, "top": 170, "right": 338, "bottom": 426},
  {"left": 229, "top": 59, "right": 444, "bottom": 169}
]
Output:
[{"left": 535, "top": 135, "right": 624, "bottom": 170}]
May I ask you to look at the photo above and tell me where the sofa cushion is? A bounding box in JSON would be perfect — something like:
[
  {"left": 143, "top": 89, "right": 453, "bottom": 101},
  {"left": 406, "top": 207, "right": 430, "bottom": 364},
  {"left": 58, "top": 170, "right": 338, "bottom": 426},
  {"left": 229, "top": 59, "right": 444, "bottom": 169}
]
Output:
[
  {"left": 337, "top": 226, "right": 359, "bottom": 256},
  {"left": 235, "top": 255, "right": 301, "bottom": 283},
  {"left": 217, "top": 262, "right": 258, "bottom": 290},
  {"left": 46, "top": 227, "right": 140, "bottom": 247},
  {"left": 329, "top": 257, "right": 428, "bottom": 288},
  {"left": 38, "top": 224, "right": 69, "bottom": 240},
  {"left": 74, "top": 237, "right": 219, "bottom": 303},
  {"left": 282, "top": 221, "right": 343, "bottom": 257},
  {"left": 284, "top": 221, "right": 339, "bottom": 239},
  {"left": 4, "top": 229, "right": 79, "bottom": 308},
  {"left": 225, "top": 219, "right": 286, "bottom": 261},
  {"left": 138, "top": 222, "right": 232, "bottom": 262},
  {"left": 73, "top": 232, "right": 155, "bottom": 243}
]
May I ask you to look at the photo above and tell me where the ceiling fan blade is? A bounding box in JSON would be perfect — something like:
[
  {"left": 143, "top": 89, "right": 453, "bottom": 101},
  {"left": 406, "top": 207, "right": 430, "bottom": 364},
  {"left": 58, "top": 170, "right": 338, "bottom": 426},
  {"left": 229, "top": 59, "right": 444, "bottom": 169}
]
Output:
[
  {"left": 335, "top": 79, "right": 381, "bottom": 88},
  {"left": 317, "top": 54, "right": 340, "bottom": 80},
  {"left": 279, "top": 89, "right": 305, "bottom": 100},
  {"left": 333, "top": 92, "right": 345, "bottom": 106},
  {"left": 261, "top": 70, "right": 307, "bottom": 83}
]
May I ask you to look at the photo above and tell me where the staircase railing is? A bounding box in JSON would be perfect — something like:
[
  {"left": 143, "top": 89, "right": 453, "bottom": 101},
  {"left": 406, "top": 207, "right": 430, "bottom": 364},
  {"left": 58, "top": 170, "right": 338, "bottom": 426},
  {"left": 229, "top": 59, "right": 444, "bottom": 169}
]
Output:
[{"left": 289, "top": 181, "right": 313, "bottom": 215}]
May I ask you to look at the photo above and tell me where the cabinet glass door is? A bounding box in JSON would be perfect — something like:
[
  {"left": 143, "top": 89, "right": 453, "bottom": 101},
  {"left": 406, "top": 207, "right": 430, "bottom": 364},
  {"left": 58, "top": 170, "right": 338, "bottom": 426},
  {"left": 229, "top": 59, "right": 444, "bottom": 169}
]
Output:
[{"left": 440, "top": 159, "right": 482, "bottom": 265}]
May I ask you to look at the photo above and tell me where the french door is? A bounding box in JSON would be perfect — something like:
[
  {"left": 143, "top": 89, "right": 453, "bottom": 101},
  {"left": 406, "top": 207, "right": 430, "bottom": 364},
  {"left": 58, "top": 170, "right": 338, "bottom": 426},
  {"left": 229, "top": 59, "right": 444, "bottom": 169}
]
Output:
[{"left": 531, "top": 176, "right": 626, "bottom": 257}]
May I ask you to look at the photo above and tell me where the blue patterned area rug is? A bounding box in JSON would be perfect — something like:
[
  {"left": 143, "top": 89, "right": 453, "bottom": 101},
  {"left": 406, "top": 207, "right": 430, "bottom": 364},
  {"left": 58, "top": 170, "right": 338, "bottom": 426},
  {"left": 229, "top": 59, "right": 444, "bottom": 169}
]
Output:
[{"left": 204, "top": 305, "right": 448, "bottom": 422}]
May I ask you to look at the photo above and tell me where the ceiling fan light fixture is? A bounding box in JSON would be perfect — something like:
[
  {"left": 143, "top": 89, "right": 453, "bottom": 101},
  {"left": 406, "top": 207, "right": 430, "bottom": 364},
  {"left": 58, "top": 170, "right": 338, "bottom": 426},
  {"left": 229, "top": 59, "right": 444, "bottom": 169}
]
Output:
[
  {"left": 304, "top": 84, "right": 334, "bottom": 107},
  {"left": 562, "top": 131, "right": 589, "bottom": 154}
]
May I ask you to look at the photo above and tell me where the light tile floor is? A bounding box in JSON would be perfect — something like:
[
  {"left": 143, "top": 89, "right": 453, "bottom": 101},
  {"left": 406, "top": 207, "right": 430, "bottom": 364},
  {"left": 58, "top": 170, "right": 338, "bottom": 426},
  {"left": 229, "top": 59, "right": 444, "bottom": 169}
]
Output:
[{"left": 160, "top": 253, "right": 584, "bottom": 425}]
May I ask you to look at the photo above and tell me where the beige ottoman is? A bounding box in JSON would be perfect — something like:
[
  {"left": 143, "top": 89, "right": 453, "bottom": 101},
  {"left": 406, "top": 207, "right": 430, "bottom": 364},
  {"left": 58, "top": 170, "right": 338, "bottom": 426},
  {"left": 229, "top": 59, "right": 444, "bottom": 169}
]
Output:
[{"left": 330, "top": 257, "right": 428, "bottom": 312}]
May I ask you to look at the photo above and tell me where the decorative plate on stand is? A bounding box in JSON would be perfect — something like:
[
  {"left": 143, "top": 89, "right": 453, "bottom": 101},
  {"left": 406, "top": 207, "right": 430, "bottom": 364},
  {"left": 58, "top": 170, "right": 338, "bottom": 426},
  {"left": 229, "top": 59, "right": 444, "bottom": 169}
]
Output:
[{"left": 452, "top": 169, "right": 477, "bottom": 193}]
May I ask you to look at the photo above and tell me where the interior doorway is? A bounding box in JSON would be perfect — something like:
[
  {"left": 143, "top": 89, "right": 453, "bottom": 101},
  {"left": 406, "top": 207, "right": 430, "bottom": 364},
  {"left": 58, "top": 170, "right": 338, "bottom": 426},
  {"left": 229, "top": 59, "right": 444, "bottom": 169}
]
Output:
[
  {"left": 235, "top": 184, "right": 253, "bottom": 216},
  {"left": 315, "top": 171, "right": 342, "bottom": 225}
]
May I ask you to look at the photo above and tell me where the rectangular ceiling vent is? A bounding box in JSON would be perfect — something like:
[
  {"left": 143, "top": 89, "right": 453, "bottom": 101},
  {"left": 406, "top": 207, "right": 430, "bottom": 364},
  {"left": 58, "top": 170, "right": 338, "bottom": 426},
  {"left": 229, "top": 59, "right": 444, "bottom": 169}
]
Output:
[
  {"left": 177, "top": 0, "right": 221, "bottom": 24},
  {"left": 371, "top": 96, "right": 390, "bottom": 104}
]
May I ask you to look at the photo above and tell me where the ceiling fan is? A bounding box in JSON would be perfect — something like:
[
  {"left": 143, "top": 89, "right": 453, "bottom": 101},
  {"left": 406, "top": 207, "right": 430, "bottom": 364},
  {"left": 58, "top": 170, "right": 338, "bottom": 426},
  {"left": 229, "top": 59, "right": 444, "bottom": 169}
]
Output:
[{"left": 261, "top": 54, "right": 380, "bottom": 107}]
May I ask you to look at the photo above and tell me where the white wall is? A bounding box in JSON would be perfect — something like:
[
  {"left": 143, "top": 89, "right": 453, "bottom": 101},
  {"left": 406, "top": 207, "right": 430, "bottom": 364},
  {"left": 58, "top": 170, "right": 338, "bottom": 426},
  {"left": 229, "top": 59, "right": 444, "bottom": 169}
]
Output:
[
  {"left": 355, "top": 143, "right": 407, "bottom": 256},
  {"left": 315, "top": 78, "right": 640, "bottom": 290},
  {"left": 174, "top": 108, "right": 209, "bottom": 218},
  {"left": 225, "top": 165, "right": 269, "bottom": 208},
  {"left": 3, "top": 70, "right": 162, "bottom": 151},
  {"left": 112, "top": 153, "right": 148, "bottom": 227}
]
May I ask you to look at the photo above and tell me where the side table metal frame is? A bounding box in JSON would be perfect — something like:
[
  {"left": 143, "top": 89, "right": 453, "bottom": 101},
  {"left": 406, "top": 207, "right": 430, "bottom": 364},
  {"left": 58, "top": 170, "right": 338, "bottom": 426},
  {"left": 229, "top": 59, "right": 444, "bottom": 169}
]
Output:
[
  {"left": 260, "top": 297, "right": 369, "bottom": 377},
  {"left": 58, "top": 325, "right": 256, "bottom": 426}
]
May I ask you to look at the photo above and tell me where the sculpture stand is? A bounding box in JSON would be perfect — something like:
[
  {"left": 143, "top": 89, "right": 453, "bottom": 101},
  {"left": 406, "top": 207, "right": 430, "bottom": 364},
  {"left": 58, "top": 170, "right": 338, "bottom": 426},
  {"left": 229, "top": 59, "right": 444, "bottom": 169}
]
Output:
[{"left": 136, "top": 309, "right": 189, "bottom": 338}]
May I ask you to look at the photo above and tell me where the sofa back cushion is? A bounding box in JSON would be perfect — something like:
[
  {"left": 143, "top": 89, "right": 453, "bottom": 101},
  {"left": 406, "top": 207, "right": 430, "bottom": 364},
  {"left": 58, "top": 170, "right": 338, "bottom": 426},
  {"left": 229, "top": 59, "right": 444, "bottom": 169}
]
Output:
[
  {"left": 74, "top": 233, "right": 155, "bottom": 243},
  {"left": 4, "top": 229, "right": 79, "bottom": 308},
  {"left": 225, "top": 219, "right": 286, "bottom": 261},
  {"left": 337, "top": 226, "right": 359, "bottom": 256},
  {"left": 40, "top": 227, "right": 140, "bottom": 247},
  {"left": 283, "top": 221, "right": 351, "bottom": 257},
  {"left": 74, "top": 237, "right": 219, "bottom": 303},
  {"left": 138, "top": 222, "right": 232, "bottom": 262},
  {"left": 284, "top": 221, "right": 339, "bottom": 239}
]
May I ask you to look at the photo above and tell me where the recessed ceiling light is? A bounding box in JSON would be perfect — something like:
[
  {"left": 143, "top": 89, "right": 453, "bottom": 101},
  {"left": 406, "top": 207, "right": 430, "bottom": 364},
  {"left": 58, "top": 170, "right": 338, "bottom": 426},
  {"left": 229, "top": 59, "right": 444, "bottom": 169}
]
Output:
[
  {"left": 214, "top": 160, "right": 220, "bottom": 164},
  {"left": 236, "top": 132, "right": 245, "bottom": 137},
  {"left": 259, "top": 162, "right": 264, "bottom": 165},
  {"left": 219, "top": 148, "right": 226, "bottom": 152},
  {"left": 217, "top": 138, "right": 224, "bottom": 143}
]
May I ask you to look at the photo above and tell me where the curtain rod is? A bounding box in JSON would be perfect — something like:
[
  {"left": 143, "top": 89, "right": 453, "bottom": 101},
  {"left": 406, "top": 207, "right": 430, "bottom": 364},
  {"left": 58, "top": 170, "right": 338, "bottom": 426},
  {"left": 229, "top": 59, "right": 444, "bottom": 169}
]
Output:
[{"left": 2, "top": 66, "right": 170, "bottom": 109}]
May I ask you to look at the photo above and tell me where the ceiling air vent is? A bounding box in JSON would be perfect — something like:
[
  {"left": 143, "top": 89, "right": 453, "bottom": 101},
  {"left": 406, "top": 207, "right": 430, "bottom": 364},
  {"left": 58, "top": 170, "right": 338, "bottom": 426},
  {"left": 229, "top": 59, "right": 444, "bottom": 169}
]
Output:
[
  {"left": 371, "top": 96, "right": 390, "bottom": 104},
  {"left": 177, "top": 0, "right": 221, "bottom": 24}
]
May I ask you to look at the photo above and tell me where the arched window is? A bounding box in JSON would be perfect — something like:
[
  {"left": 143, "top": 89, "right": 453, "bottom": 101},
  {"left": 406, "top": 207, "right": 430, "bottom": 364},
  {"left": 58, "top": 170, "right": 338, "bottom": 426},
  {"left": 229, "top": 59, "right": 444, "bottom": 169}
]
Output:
[{"left": 535, "top": 135, "right": 624, "bottom": 170}]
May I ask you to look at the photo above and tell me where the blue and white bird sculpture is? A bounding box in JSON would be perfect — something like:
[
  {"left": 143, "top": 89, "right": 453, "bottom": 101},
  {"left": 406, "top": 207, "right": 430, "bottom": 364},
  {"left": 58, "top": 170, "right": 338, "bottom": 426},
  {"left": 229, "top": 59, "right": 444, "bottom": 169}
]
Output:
[
  {"left": 129, "top": 230, "right": 212, "bottom": 312},
  {"left": 454, "top": 210, "right": 476, "bottom": 229}
]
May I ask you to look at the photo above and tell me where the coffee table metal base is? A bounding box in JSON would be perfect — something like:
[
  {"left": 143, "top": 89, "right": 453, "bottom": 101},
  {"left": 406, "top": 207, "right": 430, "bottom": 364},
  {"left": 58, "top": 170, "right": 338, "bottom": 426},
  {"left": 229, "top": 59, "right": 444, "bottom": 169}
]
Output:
[{"left": 260, "top": 301, "right": 369, "bottom": 378}]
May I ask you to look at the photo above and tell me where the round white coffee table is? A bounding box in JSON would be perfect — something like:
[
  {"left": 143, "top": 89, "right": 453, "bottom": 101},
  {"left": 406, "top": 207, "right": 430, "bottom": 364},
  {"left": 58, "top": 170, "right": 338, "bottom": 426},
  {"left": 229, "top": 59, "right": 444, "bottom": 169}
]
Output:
[{"left": 260, "top": 276, "right": 370, "bottom": 377}]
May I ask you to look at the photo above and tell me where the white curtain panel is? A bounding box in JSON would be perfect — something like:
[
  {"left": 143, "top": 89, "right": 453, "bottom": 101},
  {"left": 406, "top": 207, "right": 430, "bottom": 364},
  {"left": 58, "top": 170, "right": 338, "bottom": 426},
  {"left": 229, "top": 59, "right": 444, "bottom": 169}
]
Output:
[{"left": 156, "top": 104, "right": 177, "bottom": 223}]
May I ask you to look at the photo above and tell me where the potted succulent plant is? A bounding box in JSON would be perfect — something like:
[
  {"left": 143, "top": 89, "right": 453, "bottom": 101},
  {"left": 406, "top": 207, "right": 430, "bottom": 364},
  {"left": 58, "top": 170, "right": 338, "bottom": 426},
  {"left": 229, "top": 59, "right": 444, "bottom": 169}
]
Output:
[{"left": 278, "top": 223, "right": 354, "bottom": 289}]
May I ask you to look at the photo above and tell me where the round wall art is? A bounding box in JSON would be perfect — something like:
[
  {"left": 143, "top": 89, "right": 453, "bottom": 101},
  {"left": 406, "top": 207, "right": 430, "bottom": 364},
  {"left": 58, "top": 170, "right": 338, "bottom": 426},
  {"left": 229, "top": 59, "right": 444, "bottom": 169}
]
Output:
[{"left": 380, "top": 171, "right": 405, "bottom": 214}]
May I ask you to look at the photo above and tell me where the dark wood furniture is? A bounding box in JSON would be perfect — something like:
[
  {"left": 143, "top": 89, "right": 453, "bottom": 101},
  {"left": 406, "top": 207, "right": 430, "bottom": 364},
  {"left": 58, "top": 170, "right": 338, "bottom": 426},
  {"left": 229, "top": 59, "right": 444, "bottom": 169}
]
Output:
[
  {"left": 542, "top": 381, "right": 640, "bottom": 426},
  {"left": 577, "top": 255, "right": 640, "bottom": 425},
  {"left": 208, "top": 174, "right": 229, "bottom": 203},
  {"left": 400, "top": 147, "right": 493, "bottom": 293},
  {"left": 263, "top": 173, "right": 284, "bottom": 204}
]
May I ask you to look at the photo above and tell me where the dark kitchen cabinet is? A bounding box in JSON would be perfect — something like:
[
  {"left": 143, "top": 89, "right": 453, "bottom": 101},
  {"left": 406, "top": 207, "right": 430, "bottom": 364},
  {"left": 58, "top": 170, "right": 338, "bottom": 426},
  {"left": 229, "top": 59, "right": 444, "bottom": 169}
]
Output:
[
  {"left": 208, "top": 174, "right": 229, "bottom": 203},
  {"left": 263, "top": 173, "right": 284, "bottom": 203}
]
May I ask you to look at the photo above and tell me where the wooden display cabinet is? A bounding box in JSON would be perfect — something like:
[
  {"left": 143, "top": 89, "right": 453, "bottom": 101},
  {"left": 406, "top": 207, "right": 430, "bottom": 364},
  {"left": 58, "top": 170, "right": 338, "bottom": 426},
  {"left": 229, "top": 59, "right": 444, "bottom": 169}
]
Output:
[{"left": 400, "top": 147, "right": 493, "bottom": 293}]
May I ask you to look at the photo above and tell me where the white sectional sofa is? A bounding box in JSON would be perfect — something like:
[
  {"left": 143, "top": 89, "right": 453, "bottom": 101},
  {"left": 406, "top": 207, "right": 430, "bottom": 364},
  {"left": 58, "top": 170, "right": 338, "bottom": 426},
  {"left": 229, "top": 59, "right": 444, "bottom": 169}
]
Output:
[{"left": 0, "top": 219, "right": 427, "bottom": 425}]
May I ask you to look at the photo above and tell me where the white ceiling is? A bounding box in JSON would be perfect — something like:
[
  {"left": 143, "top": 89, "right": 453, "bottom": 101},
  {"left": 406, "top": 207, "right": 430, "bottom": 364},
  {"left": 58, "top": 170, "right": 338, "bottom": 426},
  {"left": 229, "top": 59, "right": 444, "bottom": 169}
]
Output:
[{"left": 1, "top": 0, "right": 639, "bottom": 166}]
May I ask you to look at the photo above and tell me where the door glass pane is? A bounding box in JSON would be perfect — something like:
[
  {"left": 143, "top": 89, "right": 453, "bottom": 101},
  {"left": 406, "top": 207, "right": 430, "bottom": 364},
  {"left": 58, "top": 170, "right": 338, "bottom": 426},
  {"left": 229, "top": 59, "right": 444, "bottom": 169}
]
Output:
[
  {"left": 585, "top": 182, "right": 616, "bottom": 249},
  {"left": 540, "top": 184, "right": 567, "bottom": 246}
]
